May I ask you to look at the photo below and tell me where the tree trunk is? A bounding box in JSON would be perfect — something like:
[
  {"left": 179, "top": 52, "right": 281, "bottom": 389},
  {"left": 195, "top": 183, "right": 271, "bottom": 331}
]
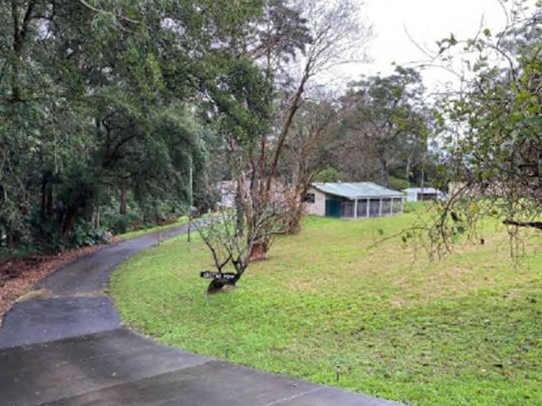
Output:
[
  {"left": 249, "top": 242, "right": 266, "bottom": 262},
  {"left": 287, "top": 204, "right": 304, "bottom": 234},
  {"left": 40, "top": 173, "right": 54, "bottom": 219},
  {"left": 41, "top": 174, "right": 48, "bottom": 219},
  {"left": 46, "top": 184, "right": 53, "bottom": 217},
  {"left": 234, "top": 179, "right": 244, "bottom": 236},
  {"left": 93, "top": 208, "right": 101, "bottom": 229},
  {"left": 379, "top": 155, "right": 389, "bottom": 186},
  {"left": 119, "top": 180, "right": 127, "bottom": 215},
  {"left": 62, "top": 205, "right": 78, "bottom": 239},
  {"left": 6, "top": 227, "right": 16, "bottom": 248},
  {"left": 266, "top": 67, "right": 310, "bottom": 192}
]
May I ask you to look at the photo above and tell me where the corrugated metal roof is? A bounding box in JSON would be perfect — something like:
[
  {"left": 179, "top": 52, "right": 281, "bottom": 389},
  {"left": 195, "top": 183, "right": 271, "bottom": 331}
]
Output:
[{"left": 312, "top": 182, "right": 404, "bottom": 199}]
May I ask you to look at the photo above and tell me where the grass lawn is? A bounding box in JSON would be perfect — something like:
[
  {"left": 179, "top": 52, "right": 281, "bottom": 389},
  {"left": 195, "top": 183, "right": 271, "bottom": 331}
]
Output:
[
  {"left": 118, "top": 216, "right": 189, "bottom": 240},
  {"left": 110, "top": 210, "right": 542, "bottom": 406}
]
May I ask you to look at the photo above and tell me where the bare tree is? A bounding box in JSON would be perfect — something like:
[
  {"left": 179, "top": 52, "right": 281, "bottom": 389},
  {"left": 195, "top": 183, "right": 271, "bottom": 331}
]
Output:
[
  {"left": 203, "top": 0, "right": 371, "bottom": 278},
  {"left": 198, "top": 178, "right": 290, "bottom": 294},
  {"left": 246, "top": 0, "right": 372, "bottom": 240},
  {"left": 280, "top": 97, "right": 337, "bottom": 232},
  {"left": 265, "top": 0, "right": 372, "bottom": 190},
  {"left": 234, "top": 0, "right": 371, "bottom": 247}
]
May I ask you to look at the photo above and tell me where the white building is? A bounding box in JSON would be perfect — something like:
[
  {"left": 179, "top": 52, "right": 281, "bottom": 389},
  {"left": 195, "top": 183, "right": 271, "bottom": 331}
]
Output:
[{"left": 403, "top": 187, "right": 445, "bottom": 202}]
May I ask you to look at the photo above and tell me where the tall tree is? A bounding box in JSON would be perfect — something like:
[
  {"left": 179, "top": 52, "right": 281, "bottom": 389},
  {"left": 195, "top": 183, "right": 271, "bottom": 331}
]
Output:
[
  {"left": 332, "top": 67, "right": 431, "bottom": 187},
  {"left": 279, "top": 97, "right": 337, "bottom": 232},
  {"left": 0, "top": 1, "right": 267, "bottom": 252}
]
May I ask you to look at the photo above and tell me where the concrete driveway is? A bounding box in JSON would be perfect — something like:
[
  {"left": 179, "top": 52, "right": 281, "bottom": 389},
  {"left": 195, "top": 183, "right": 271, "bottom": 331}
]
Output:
[{"left": 0, "top": 224, "right": 405, "bottom": 406}]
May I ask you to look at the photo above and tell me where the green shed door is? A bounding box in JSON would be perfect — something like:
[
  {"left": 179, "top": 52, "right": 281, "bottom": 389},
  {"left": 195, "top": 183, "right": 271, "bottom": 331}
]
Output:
[{"left": 325, "top": 199, "right": 341, "bottom": 218}]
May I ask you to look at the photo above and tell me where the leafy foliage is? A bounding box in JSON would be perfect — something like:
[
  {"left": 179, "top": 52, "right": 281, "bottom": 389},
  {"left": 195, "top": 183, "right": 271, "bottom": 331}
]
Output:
[
  {"left": 329, "top": 67, "right": 434, "bottom": 188},
  {"left": 432, "top": 3, "right": 542, "bottom": 252},
  {"left": 0, "top": 0, "right": 265, "bottom": 254}
]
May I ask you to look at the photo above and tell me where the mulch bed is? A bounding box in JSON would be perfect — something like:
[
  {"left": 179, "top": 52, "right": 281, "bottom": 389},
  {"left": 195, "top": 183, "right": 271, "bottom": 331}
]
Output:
[{"left": 0, "top": 239, "right": 121, "bottom": 329}]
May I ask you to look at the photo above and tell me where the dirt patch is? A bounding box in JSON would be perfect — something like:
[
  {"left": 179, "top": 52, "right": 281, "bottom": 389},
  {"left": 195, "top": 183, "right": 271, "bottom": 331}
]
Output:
[
  {"left": 390, "top": 295, "right": 406, "bottom": 308},
  {"left": 0, "top": 241, "right": 118, "bottom": 329}
]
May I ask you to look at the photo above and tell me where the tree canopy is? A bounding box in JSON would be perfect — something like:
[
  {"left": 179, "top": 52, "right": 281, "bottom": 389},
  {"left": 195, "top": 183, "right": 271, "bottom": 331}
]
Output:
[
  {"left": 0, "top": 0, "right": 265, "bottom": 252},
  {"left": 323, "top": 67, "right": 434, "bottom": 188}
]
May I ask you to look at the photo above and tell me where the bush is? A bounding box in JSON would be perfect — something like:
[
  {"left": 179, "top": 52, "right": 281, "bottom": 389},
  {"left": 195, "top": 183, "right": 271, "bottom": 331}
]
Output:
[
  {"left": 102, "top": 211, "right": 143, "bottom": 234},
  {"left": 388, "top": 176, "right": 410, "bottom": 191},
  {"left": 71, "top": 221, "right": 112, "bottom": 248},
  {"left": 314, "top": 167, "right": 342, "bottom": 182}
]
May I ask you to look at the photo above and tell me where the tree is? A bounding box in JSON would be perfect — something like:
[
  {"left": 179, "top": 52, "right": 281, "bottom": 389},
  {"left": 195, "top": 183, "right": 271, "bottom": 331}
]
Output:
[
  {"left": 197, "top": 182, "right": 289, "bottom": 294},
  {"left": 0, "top": 1, "right": 267, "bottom": 253},
  {"left": 197, "top": 0, "right": 309, "bottom": 265},
  {"left": 330, "top": 67, "right": 432, "bottom": 187},
  {"left": 194, "top": 0, "right": 371, "bottom": 285},
  {"left": 231, "top": 0, "right": 371, "bottom": 238},
  {"left": 263, "top": 0, "right": 371, "bottom": 192},
  {"left": 423, "top": 1, "right": 542, "bottom": 254},
  {"left": 279, "top": 97, "right": 337, "bottom": 232}
]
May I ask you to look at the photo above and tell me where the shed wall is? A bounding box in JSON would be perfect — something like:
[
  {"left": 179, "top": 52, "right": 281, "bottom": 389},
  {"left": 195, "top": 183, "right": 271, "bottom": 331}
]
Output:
[{"left": 305, "top": 188, "right": 326, "bottom": 216}]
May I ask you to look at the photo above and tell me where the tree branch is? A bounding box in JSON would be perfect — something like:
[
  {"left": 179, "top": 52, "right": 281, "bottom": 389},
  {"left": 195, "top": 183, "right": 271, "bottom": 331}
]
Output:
[
  {"left": 503, "top": 219, "right": 542, "bottom": 231},
  {"left": 77, "top": 0, "right": 142, "bottom": 30}
]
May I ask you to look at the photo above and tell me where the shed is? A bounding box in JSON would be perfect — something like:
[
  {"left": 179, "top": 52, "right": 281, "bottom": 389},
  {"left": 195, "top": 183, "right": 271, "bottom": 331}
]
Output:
[
  {"left": 305, "top": 182, "right": 404, "bottom": 219},
  {"left": 403, "top": 187, "right": 443, "bottom": 202}
]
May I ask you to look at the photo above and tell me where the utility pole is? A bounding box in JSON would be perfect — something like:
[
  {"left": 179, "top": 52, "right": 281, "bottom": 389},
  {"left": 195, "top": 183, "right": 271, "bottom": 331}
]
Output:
[{"left": 188, "top": 155, "right": 193, "bottom": 243}]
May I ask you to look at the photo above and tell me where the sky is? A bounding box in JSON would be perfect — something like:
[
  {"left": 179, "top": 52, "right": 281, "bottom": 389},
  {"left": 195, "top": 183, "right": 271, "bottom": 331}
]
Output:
[{"left": 348, "top": 0, "right": 512, "bottom": 91}]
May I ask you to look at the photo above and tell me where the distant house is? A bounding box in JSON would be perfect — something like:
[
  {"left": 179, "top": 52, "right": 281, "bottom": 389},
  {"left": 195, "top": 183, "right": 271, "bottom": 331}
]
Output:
[
  {"left": 403, "top": 187, "right": 444, "bottom": 202},
  {"left": 217, "top": 179, "right": 287, "bottom": 209},
  {"left": 305, "top": 182, "right": 404, "bottom": 219}
]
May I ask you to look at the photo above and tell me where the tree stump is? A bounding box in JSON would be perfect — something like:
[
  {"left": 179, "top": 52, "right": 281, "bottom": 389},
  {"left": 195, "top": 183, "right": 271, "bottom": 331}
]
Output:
[{"left": 249, "top": 242, "right": 266, "bottom": 262}]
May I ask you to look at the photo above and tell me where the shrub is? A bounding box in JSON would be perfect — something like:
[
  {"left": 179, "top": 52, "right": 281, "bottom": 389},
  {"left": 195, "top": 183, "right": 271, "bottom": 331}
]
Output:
[
  {"left": 71, "top": 221, "right": 112, "bottom": 248},
  {"left": 388, "top": 176, "right": 410, "bottom": 191}
]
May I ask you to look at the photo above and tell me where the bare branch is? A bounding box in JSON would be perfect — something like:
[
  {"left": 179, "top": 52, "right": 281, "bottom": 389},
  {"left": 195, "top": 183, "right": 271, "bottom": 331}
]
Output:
[{"left": 503, "top": 219, "right": 542, "bottom": 231}]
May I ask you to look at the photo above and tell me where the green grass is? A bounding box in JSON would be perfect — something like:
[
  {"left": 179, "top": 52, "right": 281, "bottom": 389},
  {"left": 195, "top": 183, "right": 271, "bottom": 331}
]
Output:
[
  {"left": 118, "top": 216, "right": 189, "bottom": 240},
  {"left": 110, "top": 212, "right": 542, "bottom": 406}
]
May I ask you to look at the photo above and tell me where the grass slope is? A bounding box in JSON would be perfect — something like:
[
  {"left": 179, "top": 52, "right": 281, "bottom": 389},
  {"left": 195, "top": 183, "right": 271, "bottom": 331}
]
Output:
[
  {"left": 118, "top": 216, "right": 188, "bottom": 240},
  {"left": 110, "top": 212, "right": 542, "bottom": 406}
]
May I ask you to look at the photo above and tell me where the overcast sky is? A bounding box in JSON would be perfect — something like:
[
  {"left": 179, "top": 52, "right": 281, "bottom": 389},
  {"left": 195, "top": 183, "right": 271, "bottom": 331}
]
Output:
[{"left": 349, "top": 0, "right": 512, "bottom": 91}]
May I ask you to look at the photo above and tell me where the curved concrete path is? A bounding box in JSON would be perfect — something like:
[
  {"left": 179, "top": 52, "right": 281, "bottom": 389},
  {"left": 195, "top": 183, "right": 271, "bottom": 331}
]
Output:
[{"left": 0, "top": 225, "right": 405, "bottom": 406}]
